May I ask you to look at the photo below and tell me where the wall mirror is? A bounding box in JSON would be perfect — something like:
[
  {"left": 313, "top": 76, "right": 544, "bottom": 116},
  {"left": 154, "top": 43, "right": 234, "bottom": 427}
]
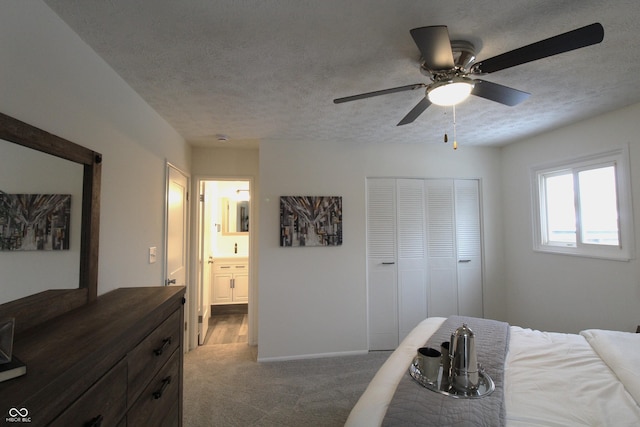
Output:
[
  {"left": 0, "top": 112, "right": 102, "bottom": 335},
  {"left": 222, "top": 198, "right": 249, "bottom": 234}
]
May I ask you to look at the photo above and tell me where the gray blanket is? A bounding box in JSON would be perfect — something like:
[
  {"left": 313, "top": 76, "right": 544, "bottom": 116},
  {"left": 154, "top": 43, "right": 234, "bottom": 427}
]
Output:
[{"left": 382, "top": 316, "right": 510, "bottom": 427}]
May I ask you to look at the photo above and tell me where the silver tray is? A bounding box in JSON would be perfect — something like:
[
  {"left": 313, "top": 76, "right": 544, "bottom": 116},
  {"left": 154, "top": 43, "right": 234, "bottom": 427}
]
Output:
[{"left": 409, "top": 356, "right": 495, "bottom": 399}]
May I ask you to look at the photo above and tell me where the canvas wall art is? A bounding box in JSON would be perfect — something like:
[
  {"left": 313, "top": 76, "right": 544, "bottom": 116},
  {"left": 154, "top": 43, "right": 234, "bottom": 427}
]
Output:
[
  {"left": 0, "top": 193, "right": 71, "bottom": 251},
  {"left": 280, "top": 196, "right": 342, "bottom": 247}
]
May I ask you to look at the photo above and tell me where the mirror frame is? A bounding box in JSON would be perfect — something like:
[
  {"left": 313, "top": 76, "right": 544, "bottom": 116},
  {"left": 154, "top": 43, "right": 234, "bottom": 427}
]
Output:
[
  {"left": 222, "top": 197, "right": 250, "bottom": 235},
  {"left": 0, "top": 112, "right": 101, "bottom": 335}
]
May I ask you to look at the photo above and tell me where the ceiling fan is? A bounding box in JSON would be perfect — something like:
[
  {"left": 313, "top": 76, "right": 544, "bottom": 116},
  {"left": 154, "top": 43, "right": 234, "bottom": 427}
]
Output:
[{"left": 334, "top": 23, "right": 604, "bottom": 126}]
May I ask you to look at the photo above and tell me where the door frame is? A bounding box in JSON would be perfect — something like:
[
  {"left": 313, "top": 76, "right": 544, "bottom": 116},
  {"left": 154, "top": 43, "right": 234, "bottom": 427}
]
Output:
[{"left": 191, "top": 175, "right": 256, "bottom": 349}]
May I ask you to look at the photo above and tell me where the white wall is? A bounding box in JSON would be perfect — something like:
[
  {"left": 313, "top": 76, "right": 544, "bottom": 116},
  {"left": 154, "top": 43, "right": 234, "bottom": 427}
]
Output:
[
  {"left": 258, "top": 141, "right": 505, "bottom": 360},
  {"left": 0, "top": 2, "right": 190, "bottom": 300},
  {"left": 502, "top": 102, "right": 640, "bottom": 333}
]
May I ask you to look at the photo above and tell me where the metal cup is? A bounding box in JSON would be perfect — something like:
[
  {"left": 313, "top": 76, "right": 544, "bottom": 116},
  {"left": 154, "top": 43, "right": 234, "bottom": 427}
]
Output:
[{"left": 417, "top": 347, "right": 441, "bottom": 384}]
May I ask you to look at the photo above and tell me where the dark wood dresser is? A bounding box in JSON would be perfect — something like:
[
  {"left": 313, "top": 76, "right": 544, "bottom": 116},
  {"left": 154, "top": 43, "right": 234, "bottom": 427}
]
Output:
[{"left": 0, "top": 286, "right": 185, "bottom": 427}]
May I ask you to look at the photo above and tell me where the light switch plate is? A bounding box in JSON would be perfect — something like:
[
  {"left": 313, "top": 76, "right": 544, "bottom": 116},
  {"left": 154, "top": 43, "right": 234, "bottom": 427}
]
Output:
[{"left": 149, "top": 246, "right": 157, "bottom": 264}]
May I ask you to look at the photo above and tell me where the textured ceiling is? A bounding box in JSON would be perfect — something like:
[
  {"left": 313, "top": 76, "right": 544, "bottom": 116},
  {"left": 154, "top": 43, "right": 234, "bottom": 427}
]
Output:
[{"left": 44, "top": 0, "right": 640, "bottom": 149}]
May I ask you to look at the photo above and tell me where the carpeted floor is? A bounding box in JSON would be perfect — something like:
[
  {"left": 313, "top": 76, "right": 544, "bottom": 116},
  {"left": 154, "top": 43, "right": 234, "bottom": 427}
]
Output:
[{"left": 183, "top": 342, "right": 391, "bottom": 426}]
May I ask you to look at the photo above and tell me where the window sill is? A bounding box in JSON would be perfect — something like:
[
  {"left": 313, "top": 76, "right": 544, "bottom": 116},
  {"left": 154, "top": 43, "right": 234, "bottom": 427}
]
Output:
[{"left": 533, "top": 245, "right": 633, "bottom": 262}]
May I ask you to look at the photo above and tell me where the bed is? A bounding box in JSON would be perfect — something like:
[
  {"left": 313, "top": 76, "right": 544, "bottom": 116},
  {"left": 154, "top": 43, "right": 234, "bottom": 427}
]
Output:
[{"left": 345, "top": 316, "right": 640, "bottom": 426}]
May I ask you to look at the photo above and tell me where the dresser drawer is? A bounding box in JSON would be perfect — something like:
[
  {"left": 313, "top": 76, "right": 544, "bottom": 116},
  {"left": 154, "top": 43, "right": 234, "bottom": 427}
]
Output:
[
  {"left": 128, "top": 349, "right": 180, "bottom": 427},
  {"left": 50, "top": 358, "right": 127, "bottom": 427},
  {"left": 127, "top": 308, "right": 181, "bottom": 403}
]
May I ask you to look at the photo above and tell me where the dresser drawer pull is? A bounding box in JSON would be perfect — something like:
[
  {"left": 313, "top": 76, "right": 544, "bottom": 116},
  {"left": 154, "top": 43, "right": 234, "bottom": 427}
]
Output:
[
  {"left": 152, "top": 376, "right": 172, "bottom": 399},
  {"left": 84, "top": 414, "right": 103, "bottom": 427},
  {"left": 153, "top": 337, "right": 172, "bottom": 356}
]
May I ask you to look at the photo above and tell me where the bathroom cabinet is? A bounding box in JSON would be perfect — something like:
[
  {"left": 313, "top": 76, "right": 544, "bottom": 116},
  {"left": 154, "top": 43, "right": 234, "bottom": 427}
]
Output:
[{"left": 211, "top": 258, "right": 249, "bottom": 304}]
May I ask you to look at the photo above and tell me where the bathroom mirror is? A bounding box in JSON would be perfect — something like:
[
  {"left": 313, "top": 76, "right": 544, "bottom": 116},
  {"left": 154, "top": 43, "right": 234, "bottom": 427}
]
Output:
[
  {"left": 222, "top": 198, "right": 249, "bottom": 234},
  {"left": 0, "top": 112, "right": 101, "bottom": 334}
]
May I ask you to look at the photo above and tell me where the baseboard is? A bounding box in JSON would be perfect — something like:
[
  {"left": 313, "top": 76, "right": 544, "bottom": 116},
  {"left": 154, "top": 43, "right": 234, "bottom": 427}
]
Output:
[{"left": 257, "top": 349, "right": 369, "bottom": 363}]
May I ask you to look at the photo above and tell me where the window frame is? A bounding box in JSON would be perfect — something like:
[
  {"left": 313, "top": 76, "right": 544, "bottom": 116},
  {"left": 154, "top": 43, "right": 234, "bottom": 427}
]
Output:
[{"left": 531, "top": 147, "right": 635, "bottom": 261}]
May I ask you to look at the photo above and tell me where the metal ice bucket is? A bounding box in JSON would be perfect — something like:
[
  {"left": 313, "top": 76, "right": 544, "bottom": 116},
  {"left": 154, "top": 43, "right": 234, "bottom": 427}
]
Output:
[{"left": 449, "top": 323, "right": 479, "bottom": 394}]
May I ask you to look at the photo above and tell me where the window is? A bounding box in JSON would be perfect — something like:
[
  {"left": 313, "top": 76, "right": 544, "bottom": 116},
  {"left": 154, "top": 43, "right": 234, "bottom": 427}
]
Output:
[{"left": 532, "top": 148, "right": 634, "bottom": 260}]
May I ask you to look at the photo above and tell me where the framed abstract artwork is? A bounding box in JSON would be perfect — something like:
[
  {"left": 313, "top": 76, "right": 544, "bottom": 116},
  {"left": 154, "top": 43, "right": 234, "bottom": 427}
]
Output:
[
  {"left": 0, "top": 193, "right": 71, "bottom": 251},
  {"left": 280, "top": 196, "right": 342, "bottom": 247}
]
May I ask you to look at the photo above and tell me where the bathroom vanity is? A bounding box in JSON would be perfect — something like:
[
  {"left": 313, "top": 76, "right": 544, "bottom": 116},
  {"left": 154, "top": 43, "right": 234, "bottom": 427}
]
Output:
[{"left": 211, "top": 257, "right": 249, "bottom": 305}]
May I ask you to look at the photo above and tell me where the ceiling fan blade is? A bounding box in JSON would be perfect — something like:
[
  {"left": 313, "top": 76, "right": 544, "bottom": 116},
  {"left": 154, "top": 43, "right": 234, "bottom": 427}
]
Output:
[
  {"left": 471, "top": 79, "right": 530, "bottom": 106},
  {"left": 473, "top": 23, "right": 604, "bottom": 74},
  {"left": 333, "top": 83, "right": 426, "bottom": 104},
  {"left": 410, "top": 26, "right": 455, "bottom": 71},
  {"left": 397, "top": 97, "right": 432, "bottom": 126}
]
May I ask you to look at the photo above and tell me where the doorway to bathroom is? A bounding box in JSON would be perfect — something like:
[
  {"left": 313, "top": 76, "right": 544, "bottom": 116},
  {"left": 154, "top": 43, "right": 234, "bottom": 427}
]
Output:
[{"left": 195, "top": 178, "right": 253, "bottom": 346}]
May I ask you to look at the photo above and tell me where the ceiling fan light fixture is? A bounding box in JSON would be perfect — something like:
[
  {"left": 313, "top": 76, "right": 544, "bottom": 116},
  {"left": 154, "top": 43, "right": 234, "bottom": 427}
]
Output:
[{"left": 427, "top": 78, "right": 475, "bottom": 106}]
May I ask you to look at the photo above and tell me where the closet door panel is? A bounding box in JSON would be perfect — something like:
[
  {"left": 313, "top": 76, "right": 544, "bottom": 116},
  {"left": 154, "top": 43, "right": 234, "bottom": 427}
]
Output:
[
  {"left": 455, "top": 180, "right": 483, "bottom": 317},
  {"left": 428, "top": 265, "right": 458, "bottom": 317},
  {"left": 367, "top": 179, "right": 398, "bottom": 350},
  {"left": 425, "top": 180, "right": 458, "bottom": 317},
  {"left": 457, "top": 265, "right": 483, "bottom": 317},
  {"left": 397, "top": 179, "right": 427, "bottom": 340},
  {"left": 368, "top": 267, "right": 398, "bottom": 350}
]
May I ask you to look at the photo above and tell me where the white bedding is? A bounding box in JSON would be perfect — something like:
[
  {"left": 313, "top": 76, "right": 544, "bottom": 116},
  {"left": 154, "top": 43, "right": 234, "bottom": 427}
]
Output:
[{"left": 345, "top": 317, "right": 640, "bottom": 427}]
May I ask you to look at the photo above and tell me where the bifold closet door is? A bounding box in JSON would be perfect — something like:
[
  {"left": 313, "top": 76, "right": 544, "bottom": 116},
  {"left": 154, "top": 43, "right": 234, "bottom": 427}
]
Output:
[
  {"left": 366, "top": 178, "right": 482, "bottom": 350},
  {"left": 425, "top": 179, "right": 483, "bottom": 318},
  {"left": 366, "top": 179, "right": 427, "bottom": 350}
]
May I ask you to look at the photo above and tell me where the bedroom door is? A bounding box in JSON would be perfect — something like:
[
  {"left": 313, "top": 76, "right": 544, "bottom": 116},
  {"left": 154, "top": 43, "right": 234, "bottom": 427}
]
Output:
[
  {"left": 166, "top": 165, "right": 189, "bottom": 289},
  {"left": 165, "top": 164, "right": 190, "bottom": 347}
]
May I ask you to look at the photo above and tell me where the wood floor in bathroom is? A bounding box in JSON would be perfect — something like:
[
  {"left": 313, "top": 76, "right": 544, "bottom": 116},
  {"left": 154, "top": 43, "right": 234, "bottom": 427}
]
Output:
[{"left": 204, "top": 313, "right": 248, "bottom": 345}]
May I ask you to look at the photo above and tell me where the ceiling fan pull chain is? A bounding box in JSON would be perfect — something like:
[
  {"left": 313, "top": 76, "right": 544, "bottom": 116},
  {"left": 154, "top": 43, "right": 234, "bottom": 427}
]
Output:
[{"left": 453, "top": 105, "right": 458, "bottom": 150}]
